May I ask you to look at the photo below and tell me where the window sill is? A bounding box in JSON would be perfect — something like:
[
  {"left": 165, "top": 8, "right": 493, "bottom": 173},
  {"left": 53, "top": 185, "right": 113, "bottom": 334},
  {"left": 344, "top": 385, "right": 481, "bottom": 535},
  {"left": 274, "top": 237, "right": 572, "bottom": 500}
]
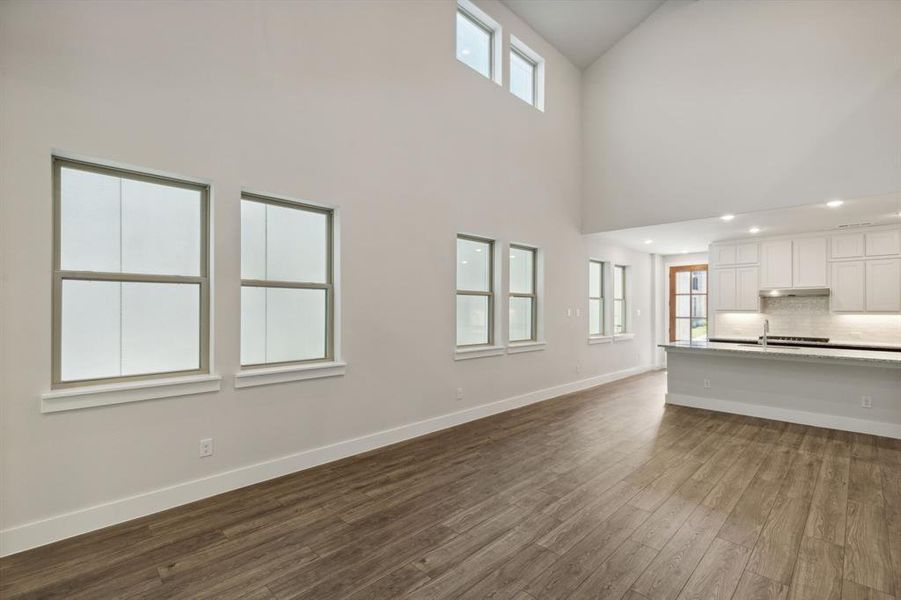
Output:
[
  {"left": 41, "top": 374, "right": 222, "bottom": 414},
  {"left": 455, "top": 345, "right": 505, "bottom": 361},
  {"left": 614, "top": 333, "right": 636, "bottom": 342},
  {"left": 507, "top": 341, "right": 547, "bottom": 354},
  {"left": 234, "top": 361, "right": 347, "bottom": 389},
  {"left": 588, "top": 335, "right": 614, "bottom": 345}
]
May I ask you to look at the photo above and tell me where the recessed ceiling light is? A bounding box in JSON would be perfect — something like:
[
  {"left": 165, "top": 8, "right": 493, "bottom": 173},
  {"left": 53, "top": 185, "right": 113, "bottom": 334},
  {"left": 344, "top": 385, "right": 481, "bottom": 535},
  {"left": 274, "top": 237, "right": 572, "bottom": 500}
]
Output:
[
  {"left": 826, "top": 199, "right": 844, "bottom": 208},
  {"left": 681, "top": 250, "right": 688, "bottom": 254},
  {"left": 721, "top": 214, "right": 735, "bottom": 221},
  {"left": 749, "top": 227, "right": 760, "bottom": 234},
  {"left": 644, "top": 239, "right": 653, "bottom": 244}
]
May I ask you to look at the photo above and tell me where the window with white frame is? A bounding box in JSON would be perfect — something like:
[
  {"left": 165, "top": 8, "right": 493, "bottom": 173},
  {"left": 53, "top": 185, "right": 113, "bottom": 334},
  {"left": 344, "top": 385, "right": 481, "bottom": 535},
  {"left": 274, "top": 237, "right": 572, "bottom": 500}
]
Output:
[
  {"left": 52, "top": 158, "right": 209, "bottom": 387},
  {"left": 240, "top": 193, "right": 333, "bottom": 367},
  {"left": 456, "top": 235, "right": 494, "bottom": 346},
  {"left": 509, "top": 245, "right": 537, "bottom": 342},
  {"left": 456, "top": 0, "right": 501, "bottom": 84},
  {"left": 614, "top": 265, "right": 627, "bottom": 334},
  {"left": 589, "top": 260, "right": 605, "bottom": 336},
  {"left": 510, "top": 35, "right": 544, "bottom": 110}
]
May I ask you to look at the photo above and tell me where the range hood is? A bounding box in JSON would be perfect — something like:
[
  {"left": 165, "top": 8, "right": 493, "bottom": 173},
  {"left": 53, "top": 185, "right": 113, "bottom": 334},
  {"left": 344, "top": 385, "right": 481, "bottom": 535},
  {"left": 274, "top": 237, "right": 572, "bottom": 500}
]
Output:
[{"left": 759, "top": 287, "right": 831, "bottom": 298}]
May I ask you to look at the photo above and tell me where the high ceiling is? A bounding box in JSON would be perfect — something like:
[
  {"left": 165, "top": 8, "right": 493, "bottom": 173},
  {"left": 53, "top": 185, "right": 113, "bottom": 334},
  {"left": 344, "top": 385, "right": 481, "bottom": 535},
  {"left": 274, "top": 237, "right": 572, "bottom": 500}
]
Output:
[{"left": 501, "top": 0, "right": 665, "bottom": 68}]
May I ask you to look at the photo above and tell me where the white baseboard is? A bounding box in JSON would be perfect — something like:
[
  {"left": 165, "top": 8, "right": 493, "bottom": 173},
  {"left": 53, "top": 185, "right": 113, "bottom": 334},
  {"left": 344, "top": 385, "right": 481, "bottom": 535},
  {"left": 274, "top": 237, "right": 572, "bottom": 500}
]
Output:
[
  {"left": 0, "top": 364, "right": 654, "bottom": 557},
  {"left": 666, "top": 392, "right": 901, "bottom": 439}
]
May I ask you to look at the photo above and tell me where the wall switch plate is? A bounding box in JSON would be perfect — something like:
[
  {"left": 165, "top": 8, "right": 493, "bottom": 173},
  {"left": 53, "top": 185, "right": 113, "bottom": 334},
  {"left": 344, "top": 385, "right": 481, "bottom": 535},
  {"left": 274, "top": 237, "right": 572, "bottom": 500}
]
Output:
[
  {"left": 861, "top": 396, "right": 872, "bottom": 409},
  {"left": 567, "top": 308, "right": 572, "bottom": 317},
  {"left": 455, "top": 387, "right": 464, "bottom": 401},
  {"left": 703, "top": 378, "right": 711, "bottom": 389},
  {"left": 200, "top": 438, "right": 214, "bottom": 457},
  {"left": 576, "top": 308, "right": 581, "bottom": 317}
]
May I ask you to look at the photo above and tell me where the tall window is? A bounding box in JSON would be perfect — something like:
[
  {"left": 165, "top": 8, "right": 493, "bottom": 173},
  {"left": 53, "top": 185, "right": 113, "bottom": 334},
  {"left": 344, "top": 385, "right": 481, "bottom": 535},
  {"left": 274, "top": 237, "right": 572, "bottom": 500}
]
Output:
[
  {"left": 509, "top": 245, "right": 536, "bottom": 342},
  {"left": 589, "top": 260, "right": 605, "bottom": 336},
  {"left": 510, "top": 48, "right": 536, "bottom": 106},
  {"left": 240, "top": 193, "right": 333, "bottom": 366},
  {"left": 456, "top": 235, "right": 494, "bottom": 346},
  {"left": 614, "top": 265, "right": 627, "bottom": 334},
  {"left": 52, "top": 158, "right": 209, "bottom": 387},
  {"left": 670, "top": 265, "right": 708, "bottom": 342},
  {"left": 456, "top": 6, "right": 493, "bottom": 79}
]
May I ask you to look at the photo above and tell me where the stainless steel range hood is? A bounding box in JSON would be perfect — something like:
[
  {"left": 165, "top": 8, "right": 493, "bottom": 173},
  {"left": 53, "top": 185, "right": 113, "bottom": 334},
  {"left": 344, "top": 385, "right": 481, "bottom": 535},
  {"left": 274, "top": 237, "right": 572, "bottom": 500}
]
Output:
[{"left": 759, "top": 287, "right": 831, "bottom": 298}]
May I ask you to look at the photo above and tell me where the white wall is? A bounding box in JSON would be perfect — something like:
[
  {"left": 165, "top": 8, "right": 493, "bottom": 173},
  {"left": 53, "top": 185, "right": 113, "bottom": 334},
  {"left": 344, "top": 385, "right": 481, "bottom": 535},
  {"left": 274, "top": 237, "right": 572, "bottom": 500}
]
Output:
[
  {"left": 582, "top": 0, "right": 901, "bottom": 233},
  {"left": 0, "top": 0, "right": 656, "bottom": 553}
]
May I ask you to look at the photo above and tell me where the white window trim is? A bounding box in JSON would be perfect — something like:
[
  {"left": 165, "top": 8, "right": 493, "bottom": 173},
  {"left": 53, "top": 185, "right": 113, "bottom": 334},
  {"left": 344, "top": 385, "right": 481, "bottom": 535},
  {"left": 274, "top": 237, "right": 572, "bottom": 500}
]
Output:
[
  {"left": 509, "top": 34, "right": 545, "bottom": 111},
  {"left": 507, "top": 340, "right": 546, "bottom": 354},
  {"left": 41, "top": 374, "right": 221, "bottom": 413},
  {"left": 614, "top": 333, "right": 636, "bottom": 342},
  {"left": 235, "top": 361, "right": 346, "bottom": 388},
  {"left": 455, "top": 345, "right": 505, "bottom": 361},
  {"left": 457, "top": 0, "right": 502, "bottom": 86},
  {"left": 455, "top": 233, "right": 502, "bottom": 360},
  {"left": 506, "top": 242, "right": 545, "bottom": 352},
  {"left": 588, "top": 336, "right": 613, "bottom": 345}
]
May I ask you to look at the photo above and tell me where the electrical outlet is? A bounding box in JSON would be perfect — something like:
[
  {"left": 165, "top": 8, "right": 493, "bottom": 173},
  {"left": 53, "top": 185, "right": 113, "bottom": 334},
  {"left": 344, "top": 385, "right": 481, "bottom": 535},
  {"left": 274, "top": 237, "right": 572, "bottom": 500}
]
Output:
[
  {"left": 703, "top": 378, "right": 711, "bottom": 389},
  {"left": 861, "top": 396, "right": 872, "bottom": 409},
  {"left": 576, "top": 308, "right": 581, "bottom": 317},
  {"left": 455, "top": 387, "right": 464, "bottom": 401},
  {"left": 567, "top": 308, "right": 572, "bottom": 317},
  {"left": 199, "top": 438, "right": 214, "bottom": 458}
]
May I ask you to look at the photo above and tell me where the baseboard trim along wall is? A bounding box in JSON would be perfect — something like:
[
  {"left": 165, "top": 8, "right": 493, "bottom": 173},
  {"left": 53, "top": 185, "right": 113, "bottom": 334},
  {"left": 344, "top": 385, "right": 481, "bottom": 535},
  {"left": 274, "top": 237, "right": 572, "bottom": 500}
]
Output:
[
  {"left": 666, "top": 392, "right": 901, "bottom": 440},
  {"left": 0, "top": 364, "right": 654, "bottom": 557}
]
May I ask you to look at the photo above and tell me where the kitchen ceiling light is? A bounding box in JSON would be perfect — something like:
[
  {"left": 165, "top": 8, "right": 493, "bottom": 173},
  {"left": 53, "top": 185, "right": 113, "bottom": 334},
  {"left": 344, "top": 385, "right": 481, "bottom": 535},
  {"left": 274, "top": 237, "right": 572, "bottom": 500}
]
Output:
[
  {"left": 749, "top": 227, "right": 760, "bottom": 234},
  {"left": 721, "top": 214, "right": 735, "bottom": 221},
  {"left": 826, "top": 199, "right": 844, "bottom": 208},
  {"left": 643, "top": 239, "right": 653, "bottom": 244}
]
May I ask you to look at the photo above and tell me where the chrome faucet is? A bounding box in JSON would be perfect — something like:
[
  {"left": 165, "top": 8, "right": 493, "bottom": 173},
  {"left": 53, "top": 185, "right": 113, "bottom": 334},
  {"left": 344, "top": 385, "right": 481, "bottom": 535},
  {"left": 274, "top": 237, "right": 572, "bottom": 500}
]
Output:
[{"left": 762, "top": 319, "right": 769, "bottom": 349}]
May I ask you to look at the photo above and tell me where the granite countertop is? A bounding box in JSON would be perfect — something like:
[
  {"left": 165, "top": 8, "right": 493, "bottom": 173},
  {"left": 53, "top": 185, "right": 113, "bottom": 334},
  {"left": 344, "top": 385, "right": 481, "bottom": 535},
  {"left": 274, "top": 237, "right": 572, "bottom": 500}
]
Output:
[{"left": 660, "top": 340, "right": 901, "bottom": 366}]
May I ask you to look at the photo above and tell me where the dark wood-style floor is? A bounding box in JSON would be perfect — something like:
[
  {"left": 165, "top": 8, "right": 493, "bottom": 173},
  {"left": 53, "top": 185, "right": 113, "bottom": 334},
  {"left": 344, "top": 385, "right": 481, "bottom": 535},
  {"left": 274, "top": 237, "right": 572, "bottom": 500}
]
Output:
[{"left": 2, "top": 370, "right": 900, "bottom": 600}]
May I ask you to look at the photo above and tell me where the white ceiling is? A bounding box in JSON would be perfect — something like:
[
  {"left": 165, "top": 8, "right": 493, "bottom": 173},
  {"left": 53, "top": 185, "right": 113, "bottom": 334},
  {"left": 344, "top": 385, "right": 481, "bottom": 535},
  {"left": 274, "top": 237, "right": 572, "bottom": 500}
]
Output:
[
  {"left": 593, "top": 192, "right": 901, "bottom": 256},
  {"left": 501, "top": 0, "right": 665, "bottom": 68}
]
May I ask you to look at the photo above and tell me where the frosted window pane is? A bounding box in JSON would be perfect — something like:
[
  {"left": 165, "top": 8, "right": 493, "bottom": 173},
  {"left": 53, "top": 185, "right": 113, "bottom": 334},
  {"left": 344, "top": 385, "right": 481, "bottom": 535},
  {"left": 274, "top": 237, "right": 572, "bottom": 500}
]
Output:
[
  {"left": 692, "top": 271, "right": 707, "bottom": 293},
  {"left": 241, "top": 200, "right": 266, "bottom": 280},
  {"left": 676, "top": 296, "right": 690, "bottom": 318},
  {"left": 589, "top": 298, "right": 601, "bottom": 335},
  {"left": 60, "top": 280, "right": 121, "bottom": 381},
  {"left": 240, "top": 286, "right": 266, "bottom": 365},
  {"left": 510, "top": 50, "right": 535, "bottom": 105},
  {"left": 266, "top": 288, "right": 327, "bottom": 362},
  {"left": 121, "top": 282, "right": 199, "bottom": 375},
  {"left": 676, "top": 318, "right": 690, "bottom": 341},
  {"left": 691, "top": 296, "right": 707, "bottom": 318},
  {"left": 121, "top": 179, "right": 201, "bottom": 276},
  {"left": 510, "top": 247, "right": 534, "bottom": 294},
  {"left": 266, "top": 203, "right": 328, "bottom": 283},
  {"left": 60, "top": 167, "right": 121, "bottom": 272},
  {"left": 457, "top": 238, "right": 491, "bottom": 292},
  {"left": 509, "top": 297, "right": 533, "bottom": 342},
  {"left": 675, "top": 271, "right": 690, "bottom": 294},
  {"left": 457, "top": 295, "right": 489, "bottom": 345},
  {"left": 589, "top": 262, "right": 602, "bottom": 298},
  {"left": 614, "top": 266, "right": 626, "bottom": 300},
  {"left": 456, "top": 11, "right": 491, "bottom": 78}
]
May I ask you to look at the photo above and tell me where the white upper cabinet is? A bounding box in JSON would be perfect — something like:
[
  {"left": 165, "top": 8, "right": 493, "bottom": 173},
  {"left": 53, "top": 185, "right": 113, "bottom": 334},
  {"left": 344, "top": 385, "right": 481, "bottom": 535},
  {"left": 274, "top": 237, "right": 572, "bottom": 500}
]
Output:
[
  {"left": 712, "top": 242, "right": 757, "bottom": 267},
  {"left": 792, "top": 236, "right": 827, "bottom": 288},
  {"left": 715, "top": 268, "right": 737, "bottom": 310},
  {"left": 713, "top": 245, "right": 736, "bottom": 266},
  {"left": 865, "top": 229, "right": 901, "bottom": 257},
  {"left": 830, "top": 233, "right": 864, "bottom": 259},
  {"left": 865, "top": 259, "right": 901, "bottom": 312},
  {"left": 736, "top": 242, "right": 759, "bottom": 265},
  {"left": 760, "top": 240, "right": 793, "bottom": 289},
  {"left": 735, "top": 267, "right": 759, "bottom": 311},
  {"left": 830, "top": 261, "right": 865, "bottom": 312}
]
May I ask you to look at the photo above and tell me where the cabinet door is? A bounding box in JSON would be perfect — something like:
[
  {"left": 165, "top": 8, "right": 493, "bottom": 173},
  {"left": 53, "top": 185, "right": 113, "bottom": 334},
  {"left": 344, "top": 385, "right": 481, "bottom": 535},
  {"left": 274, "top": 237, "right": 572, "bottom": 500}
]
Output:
[
  {"left": 735, "top": 267, "right": 759, "bottom": 311},
  {"left": 792, "top": 237, "right": 827, "bottom": 287},
  {"left": 866, "top": 259, "right": 901, "bottom": 312},
  {"left": 760, "top": 240, "right": 792, "bottom": 289},
  {"left": 715, "top": 268, "right": 736, "bottom": 311},
  {"left": 830, "top": 261, "right": 865, "bottom": 312},
  {"left": 865, "top": 229, "right": 901, "bottom": 257},
  {"left": 831, "top": 233, "right": 864, "bottom": 259},
  {"left": 736, "top": 242, "right": 759, "bottom": 265},
  {"left": 713, "top": 244, "right": 736, "bottom": 266}
]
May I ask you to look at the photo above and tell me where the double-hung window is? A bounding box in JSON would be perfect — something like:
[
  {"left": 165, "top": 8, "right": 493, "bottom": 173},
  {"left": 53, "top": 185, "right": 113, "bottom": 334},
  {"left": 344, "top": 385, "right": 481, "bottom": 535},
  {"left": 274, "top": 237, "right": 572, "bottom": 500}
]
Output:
[
  {"left": 614, "top": 265, "right": 627, "bottom": 334},
  {"left": 589, "top": 260, "right": 605, "bottom": 336},
  {"left": 456, "top": 235, "right": 494, "bottom": 346},
  {"left": 509, "top": 245, "right": 537, "bottom": 342},
  {"left": 52, "top": 158, "right": 209, "bottom": 387},
  {"left": 240, "top": 193, "right": 333, "bottom": 367}
]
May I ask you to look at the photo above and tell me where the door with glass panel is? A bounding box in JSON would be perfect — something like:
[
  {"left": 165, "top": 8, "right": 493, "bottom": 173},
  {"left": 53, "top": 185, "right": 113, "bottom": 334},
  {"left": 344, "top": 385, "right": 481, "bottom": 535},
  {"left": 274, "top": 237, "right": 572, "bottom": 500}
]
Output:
[{"left": 669, "top": 265, "right": 708, "bottom": 342}]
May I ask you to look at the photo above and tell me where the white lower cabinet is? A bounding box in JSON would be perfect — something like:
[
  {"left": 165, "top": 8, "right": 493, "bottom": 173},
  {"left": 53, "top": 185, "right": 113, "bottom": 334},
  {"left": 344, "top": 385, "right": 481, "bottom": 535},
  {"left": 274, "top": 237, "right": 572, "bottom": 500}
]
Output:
[
  {"left": 865, "top": 258, "right": 901, "bottom": 312},
  {"left": 830, "top": 261, "right": 865, "bottom": 312}
]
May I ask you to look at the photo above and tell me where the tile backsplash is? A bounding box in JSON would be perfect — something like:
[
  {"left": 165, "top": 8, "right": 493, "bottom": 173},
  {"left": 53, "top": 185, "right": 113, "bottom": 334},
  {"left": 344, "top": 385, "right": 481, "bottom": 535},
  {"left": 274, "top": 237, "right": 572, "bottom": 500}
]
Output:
[{"left": 715, "top": 296, "right": 901, "bottom": 345}]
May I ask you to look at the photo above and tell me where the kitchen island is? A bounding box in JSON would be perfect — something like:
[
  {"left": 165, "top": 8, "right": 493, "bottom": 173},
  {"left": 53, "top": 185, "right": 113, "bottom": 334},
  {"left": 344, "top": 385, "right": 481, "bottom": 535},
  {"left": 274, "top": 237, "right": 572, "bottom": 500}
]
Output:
[{"left": 661, "top": 341, "right": 901, "bottom": 438}]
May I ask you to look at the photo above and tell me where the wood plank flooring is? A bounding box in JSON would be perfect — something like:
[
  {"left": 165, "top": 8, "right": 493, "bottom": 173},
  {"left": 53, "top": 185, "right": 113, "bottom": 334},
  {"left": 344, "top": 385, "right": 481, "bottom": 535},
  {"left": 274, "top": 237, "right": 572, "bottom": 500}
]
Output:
[{"left": 2, "top": 370, "right": 899, "bottom": 600}]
